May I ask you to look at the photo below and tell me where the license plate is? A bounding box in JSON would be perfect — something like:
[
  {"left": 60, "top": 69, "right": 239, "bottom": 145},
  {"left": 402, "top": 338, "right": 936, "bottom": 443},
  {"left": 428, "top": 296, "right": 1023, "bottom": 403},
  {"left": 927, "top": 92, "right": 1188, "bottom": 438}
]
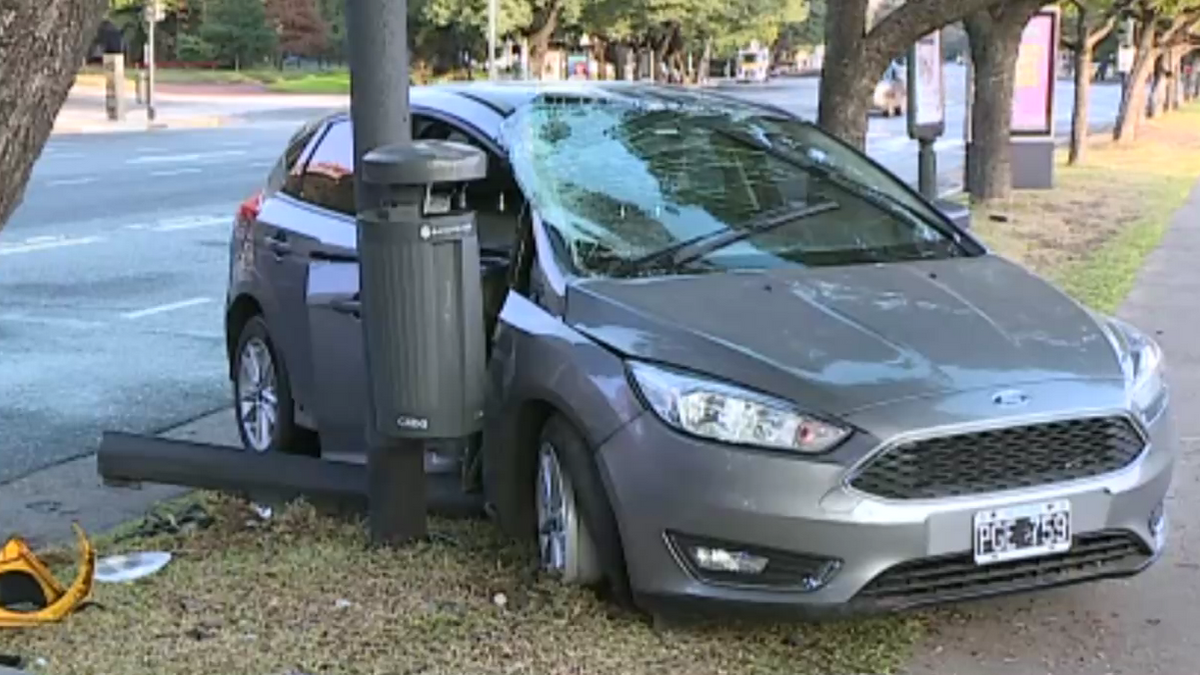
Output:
[{"left": 973, "top": 499, "right": 1071, "bottom": 565}]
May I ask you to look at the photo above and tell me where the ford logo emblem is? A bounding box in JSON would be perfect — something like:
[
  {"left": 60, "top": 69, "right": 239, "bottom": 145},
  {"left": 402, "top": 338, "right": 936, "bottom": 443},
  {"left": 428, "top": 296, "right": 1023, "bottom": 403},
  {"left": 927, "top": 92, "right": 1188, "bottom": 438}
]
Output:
[{"left": 992, "top": 389, "right": 1030, "bottom": 407}]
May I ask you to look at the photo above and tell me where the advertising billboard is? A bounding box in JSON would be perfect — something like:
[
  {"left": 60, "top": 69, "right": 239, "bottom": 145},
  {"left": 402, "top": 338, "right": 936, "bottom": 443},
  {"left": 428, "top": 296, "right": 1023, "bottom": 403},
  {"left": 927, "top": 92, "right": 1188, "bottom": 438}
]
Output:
[
  {"left": 908, "top": 30, "right": 945, "bottom": 139},
  {"left": 1011, "top": 7, "right": 1060, "bottom": 137}
]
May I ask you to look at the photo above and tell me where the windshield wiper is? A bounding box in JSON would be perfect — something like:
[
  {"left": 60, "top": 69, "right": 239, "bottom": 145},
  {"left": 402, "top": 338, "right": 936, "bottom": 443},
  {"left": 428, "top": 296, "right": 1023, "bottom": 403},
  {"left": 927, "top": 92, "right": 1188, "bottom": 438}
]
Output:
[{"left": 609, "top": 200, "right": 840, "bottom": 278}]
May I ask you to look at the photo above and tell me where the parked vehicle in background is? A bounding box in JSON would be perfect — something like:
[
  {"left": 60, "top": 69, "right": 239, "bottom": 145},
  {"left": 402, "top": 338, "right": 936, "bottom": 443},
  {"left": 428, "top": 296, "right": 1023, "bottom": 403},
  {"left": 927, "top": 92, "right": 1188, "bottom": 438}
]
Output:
[
  {"left": 873, "top": 62, "right": 907, "bottom": 117},
  {"left": 224, "top": 81, "right": 1175, "bottom": 619},
  {"left": 736, "top": 45, "right": 771, "bottom": 83}
]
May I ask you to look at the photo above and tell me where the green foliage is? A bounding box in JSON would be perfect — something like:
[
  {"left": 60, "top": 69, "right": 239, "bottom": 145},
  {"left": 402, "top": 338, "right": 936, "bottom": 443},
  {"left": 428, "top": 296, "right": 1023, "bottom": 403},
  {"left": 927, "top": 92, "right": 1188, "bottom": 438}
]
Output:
[
  {"left": 199, "top": 0, "right": 277, "bottom": 68},
  {"left": 176, "top": 32, "right": 217, "bottom": 61}
]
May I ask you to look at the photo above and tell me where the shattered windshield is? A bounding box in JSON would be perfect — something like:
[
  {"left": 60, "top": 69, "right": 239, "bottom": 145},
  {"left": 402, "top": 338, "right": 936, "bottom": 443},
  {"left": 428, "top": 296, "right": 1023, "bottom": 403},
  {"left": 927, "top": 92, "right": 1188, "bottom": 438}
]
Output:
[{"left": 501, "top": 97, "right": 971, "bottom": 278}]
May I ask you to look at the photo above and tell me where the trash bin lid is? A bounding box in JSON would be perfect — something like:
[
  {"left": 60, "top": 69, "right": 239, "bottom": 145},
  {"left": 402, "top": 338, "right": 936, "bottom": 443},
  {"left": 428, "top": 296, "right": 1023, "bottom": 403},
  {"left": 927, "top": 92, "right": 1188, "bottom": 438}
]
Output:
[{"left": 363, "top": 140, "right": 488, "bottom": 186}]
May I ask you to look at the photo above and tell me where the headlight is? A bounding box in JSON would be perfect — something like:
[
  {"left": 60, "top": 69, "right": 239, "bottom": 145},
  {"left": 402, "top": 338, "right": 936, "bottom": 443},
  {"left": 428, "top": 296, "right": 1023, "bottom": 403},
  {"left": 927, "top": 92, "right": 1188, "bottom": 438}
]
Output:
[
  {"left": 1105, "top": 317, "right": 1167, "bottom": 423},
  {"left": 627, "top": 361, "right": 851, "bottom": 453}
]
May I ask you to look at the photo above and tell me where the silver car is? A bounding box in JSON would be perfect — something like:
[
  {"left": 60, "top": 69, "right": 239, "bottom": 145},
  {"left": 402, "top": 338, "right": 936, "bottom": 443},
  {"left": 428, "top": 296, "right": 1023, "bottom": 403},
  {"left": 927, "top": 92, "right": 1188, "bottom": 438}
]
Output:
[{"left": 224, "top": 81, "right": 1175, "bottom": 617}]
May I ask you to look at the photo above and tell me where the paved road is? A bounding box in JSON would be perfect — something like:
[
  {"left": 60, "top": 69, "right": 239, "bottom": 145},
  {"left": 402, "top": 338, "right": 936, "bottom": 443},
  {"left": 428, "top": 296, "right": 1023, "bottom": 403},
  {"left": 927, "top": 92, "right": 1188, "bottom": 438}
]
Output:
[
  {"left": 721, "top": 64, "right": 1125, "bottom": 189},
  {"left": 0, "top": 123, "right": 300, "bottom": 483},
  {"left": 0, "top": 73, "right": 1122, "bottom": 485}
]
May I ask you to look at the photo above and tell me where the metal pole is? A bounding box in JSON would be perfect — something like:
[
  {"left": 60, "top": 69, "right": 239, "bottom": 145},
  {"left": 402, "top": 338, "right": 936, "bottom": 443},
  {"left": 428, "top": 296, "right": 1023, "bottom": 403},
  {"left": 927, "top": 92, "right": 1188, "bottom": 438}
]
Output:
[
  {"left": 918, "top": 138, "right": 937, "bottom": 198},
  {"left": 345, "top": 0, "right": 426, "bottom": 546},
  {"left": 963, "top": 56, "right": 973, "bottom": 195},
  {"left": 146, "top": 9, "right": 156, "bottom": 123},
  {"left": 488, "top": 0, "right": 498, "bottom": 80}
]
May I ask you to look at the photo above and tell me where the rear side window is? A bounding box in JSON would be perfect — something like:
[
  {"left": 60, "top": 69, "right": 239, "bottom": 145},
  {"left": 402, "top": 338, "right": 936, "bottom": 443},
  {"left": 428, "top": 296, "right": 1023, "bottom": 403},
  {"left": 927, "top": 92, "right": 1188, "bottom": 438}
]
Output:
[
  {"left": 298, "top": 120, "right": 356, "bottom": 216},
  {"left": 272, "top": 120, "right": 322, "bottom": 197}
]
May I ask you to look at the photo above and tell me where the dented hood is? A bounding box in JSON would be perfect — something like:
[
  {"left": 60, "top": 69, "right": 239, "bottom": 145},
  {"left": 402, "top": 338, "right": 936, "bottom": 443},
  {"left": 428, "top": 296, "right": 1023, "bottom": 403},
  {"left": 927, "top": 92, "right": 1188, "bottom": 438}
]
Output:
[{"left": 567, "top": 256, "right": 1124, "bottom": 415}]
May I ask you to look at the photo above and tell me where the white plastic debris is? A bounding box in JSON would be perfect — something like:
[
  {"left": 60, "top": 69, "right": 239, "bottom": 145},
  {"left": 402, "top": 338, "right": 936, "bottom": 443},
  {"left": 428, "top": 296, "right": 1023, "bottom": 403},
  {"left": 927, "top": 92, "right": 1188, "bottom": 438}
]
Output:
[
  {"left": 251, "top": 503, "right": 274, "bottom": 520},
  {"left": 94, "top": 551, "right": 173, "bottom": 583}
]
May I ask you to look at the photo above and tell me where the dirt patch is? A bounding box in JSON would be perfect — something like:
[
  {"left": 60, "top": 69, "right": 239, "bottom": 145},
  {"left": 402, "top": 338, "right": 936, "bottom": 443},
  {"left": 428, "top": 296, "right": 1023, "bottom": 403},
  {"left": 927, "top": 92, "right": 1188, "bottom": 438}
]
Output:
[{"left": 970, "top": 104, "right": 1200, "bottom": 312}]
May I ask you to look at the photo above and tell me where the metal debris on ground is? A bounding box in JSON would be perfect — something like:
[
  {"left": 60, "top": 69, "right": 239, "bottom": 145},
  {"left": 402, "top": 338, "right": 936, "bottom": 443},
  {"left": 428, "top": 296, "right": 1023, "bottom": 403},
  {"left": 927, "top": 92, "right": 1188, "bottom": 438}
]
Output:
[
  {"left": 0, "top": 523, "right": 96, "bottom": 628},
  {"left": 115, "top": 503, "right": 215, "bottom": 542},
  {"left": 94, "top": 551, "right": 173, "bottom": 584}
]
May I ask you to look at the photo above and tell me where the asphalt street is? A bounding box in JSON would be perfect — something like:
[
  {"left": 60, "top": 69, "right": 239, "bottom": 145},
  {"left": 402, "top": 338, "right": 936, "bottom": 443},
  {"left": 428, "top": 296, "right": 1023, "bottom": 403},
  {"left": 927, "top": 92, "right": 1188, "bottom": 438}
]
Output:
[{"left": 0, "top": 73, "right": 1124, "bottom": 486}]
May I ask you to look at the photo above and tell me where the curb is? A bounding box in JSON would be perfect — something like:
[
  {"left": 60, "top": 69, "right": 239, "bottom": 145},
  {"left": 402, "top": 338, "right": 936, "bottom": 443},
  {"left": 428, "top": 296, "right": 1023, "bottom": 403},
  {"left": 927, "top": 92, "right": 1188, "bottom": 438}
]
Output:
[{"left": 51, "top": 114, "right": 230, "bottom": 136}]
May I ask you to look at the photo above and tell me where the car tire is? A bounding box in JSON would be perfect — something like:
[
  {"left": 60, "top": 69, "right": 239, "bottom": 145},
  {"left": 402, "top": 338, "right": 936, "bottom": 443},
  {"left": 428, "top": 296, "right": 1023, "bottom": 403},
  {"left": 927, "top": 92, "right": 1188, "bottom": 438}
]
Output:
[
  {"left": 232, "top": 314, "right": 318, "bottom": 457},
  {"left": 535, "top": 414, "right": 631, "bottom": 604}
]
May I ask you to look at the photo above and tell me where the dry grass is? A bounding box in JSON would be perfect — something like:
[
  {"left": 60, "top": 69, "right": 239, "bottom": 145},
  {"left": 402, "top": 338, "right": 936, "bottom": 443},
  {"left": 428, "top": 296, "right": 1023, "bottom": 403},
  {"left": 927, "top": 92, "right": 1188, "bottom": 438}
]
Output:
[
  {"left": 3, "top": 495, "right": 921, "bottom": 675},
  {"left": 6, "top": 105, "right": 1200, "bottom": 675},
  {"left": 971, "top": 104, "right": 1200, "bottom": 313}
]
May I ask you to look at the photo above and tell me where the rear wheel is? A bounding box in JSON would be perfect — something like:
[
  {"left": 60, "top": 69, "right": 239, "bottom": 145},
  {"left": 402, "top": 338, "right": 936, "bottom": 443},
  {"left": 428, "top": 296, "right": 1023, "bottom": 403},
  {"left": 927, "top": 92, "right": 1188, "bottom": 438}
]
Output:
[{"left": 232, "top": 315, "right": 317, "bottom": 456}]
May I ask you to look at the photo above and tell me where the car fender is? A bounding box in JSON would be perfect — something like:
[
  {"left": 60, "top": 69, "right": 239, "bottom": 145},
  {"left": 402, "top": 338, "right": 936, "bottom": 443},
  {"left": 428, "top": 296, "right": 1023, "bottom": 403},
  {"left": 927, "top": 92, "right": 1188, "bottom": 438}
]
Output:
[{"left": 480, "top": 292, "right": 644, "bottom": 538}]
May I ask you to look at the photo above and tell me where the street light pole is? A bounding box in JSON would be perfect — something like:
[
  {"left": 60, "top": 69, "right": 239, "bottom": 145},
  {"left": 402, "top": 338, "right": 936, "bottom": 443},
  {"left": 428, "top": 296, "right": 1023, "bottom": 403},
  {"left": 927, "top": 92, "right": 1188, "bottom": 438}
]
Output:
[
  {"left": 488, "top": 0, "right": 498, "bottom": 80},
  {"left": 346, "top": 0, "right": 424, "bottom": 546},
  {"left": 145, "top": 0, "right": 157, "bottom": 123}
]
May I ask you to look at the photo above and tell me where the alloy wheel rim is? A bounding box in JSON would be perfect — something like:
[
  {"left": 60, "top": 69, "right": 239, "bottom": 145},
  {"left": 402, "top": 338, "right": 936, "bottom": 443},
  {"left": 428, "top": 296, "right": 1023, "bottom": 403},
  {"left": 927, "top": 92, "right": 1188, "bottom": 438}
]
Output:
[
  {"left": 536, "top": 441, "right": 580, "bottom": 581},
  {"left": 237, "top": 337, "right": 278, "bottom": 453}
]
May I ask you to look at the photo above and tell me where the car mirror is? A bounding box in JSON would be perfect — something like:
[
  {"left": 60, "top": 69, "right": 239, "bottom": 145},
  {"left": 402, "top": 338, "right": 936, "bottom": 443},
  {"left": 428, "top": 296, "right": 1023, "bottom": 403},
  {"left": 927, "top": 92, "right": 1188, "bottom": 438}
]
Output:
[{"left": 932, "top": 197, "right": 971, "bottom": 231}]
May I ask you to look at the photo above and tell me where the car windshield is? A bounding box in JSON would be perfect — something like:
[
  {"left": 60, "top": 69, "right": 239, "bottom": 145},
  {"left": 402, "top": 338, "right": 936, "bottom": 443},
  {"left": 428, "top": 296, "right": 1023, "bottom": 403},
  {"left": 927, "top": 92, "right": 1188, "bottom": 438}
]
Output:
[{"left": 500, "top": 96, "right": 974, "bottom": 278}]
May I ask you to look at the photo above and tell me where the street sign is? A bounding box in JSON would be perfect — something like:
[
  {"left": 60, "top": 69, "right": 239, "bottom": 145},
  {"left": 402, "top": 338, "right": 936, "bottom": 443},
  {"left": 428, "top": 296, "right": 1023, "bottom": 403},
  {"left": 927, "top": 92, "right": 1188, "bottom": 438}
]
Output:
[
  {"left": 907, "top": 30, "right": 945, "bottom": 140},
  {"left": 1118, "top": 46, "right": 1135, "bottom": 74},
  {"left": 143, "top": 0, "right": 164, "bottom": 23}
]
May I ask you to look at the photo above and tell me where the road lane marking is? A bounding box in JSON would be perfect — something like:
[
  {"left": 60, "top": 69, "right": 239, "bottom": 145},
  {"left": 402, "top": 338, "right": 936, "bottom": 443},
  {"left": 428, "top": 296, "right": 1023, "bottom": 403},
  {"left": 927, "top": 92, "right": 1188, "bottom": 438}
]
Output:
[
  {"left": 150, "top": 168, "right": 203, "bottom": 177},
  {"left": 46, "top": 152, "right": 84, "bottom": 159},
  {"left": 220, "top": 141, "right": 251, "bottom": 148},
  {"left": 125, "top": 150, "right": 247, "bottom": 165},
  {"left": 151, "top": 216, "right": 230, "bottom": 232},
  {"left": 46, "top": 177, "right": 96, "bottom": 187},
  {"left": 249, "top": 161, "right": 274, "bottom": 168},
  {"left": 0, "top": 235, "right": 104, "bottom": 256},
  {"left": 121, "top": 297, "right": 212, "bottom": 320}
]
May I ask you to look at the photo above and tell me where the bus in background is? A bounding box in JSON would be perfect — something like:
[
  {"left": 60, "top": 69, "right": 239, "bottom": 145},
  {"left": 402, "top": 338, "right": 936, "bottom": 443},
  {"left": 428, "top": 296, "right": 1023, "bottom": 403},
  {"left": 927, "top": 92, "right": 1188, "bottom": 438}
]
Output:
[{"left": 736, "top": 43, "right": 770, "bottom": 83}]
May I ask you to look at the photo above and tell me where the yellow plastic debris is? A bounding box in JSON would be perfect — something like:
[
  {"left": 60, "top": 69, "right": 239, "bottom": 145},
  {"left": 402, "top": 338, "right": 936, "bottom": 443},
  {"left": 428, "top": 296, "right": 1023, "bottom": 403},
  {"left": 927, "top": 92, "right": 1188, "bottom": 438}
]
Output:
[{"left": 0, "top": 523, "right": 95, "bottom": 628}]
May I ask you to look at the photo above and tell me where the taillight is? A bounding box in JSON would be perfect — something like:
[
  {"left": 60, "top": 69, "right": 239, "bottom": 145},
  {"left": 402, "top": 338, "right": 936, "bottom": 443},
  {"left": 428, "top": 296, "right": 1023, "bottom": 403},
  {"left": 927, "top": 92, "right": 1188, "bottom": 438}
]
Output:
[{"left": 237, "top": 191, "right": 263, "bottom": 223}]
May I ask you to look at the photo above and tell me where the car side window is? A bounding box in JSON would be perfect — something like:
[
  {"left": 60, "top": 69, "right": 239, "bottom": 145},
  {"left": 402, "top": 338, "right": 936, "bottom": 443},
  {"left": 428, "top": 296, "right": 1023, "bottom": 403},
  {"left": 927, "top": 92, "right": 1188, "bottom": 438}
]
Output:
[
  {"left": 416, "top": 117, "right": 525, "bottom": 251},
  {"left": 275, "top": 121, "right": 322, "bottom": 198},
  {"left": 298, "top": 120, "right": 356, "bottom": 216}
]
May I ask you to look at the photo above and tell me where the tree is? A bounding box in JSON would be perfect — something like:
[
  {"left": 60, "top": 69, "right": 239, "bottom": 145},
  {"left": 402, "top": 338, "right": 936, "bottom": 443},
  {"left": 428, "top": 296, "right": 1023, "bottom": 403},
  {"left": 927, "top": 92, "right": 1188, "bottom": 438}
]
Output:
[
  {"left": 963, "top": 0, "right": 1047, "bottom": 203},
  {"left": 817, "top": 0, "right": 1004, "bottom": 149},
  {"left": 1, "top": 0, "right": 107, "bottom": 231},
  {"left": 1114, "top": 0, "right": 1200, "bottom": 142},
  {"left": 265, "top": 0, "right": 329, "bottom": 60},
  {"left": 199, "top": 0, "right": 276, "bottom": 69},
  {"left": 1062, "top": 0, "right": 1122, "bottom": 165}
]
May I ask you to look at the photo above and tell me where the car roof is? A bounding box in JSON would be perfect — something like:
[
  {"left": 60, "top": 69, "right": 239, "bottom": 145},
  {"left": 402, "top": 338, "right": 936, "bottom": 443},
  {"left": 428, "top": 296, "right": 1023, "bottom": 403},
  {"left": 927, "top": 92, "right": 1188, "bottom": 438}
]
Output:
[{"left": 316, "top": 80, "right": 797, "bottom": 141}]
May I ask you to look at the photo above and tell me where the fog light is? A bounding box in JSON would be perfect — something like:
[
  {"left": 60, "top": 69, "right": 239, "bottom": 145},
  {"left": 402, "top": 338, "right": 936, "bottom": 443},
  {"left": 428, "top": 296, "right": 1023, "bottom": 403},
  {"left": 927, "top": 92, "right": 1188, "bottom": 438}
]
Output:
[
  {"left": 690, "top": 546, "right": 769, "bottom": 575},
  {"left": 670, "top": 532, "right": 842, "bottom": 591}
]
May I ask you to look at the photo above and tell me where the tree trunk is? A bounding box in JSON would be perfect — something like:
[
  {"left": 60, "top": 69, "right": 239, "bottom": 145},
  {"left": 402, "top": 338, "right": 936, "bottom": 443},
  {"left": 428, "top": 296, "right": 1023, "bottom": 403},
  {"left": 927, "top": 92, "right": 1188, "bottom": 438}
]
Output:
[
  {"left": 699, "top": 37, "right": 713, "bottom": 84},
  {"left": 527, "top": 0, "right": 562, "bottom": 81},
  {"left": 0, "top": 0, "right": 107, "bottom": 230},
  {"left": 816, "top": 0, "right": 1004, "bottom": 149},
  {"left": 1068, "top": 36, "right": 1093, "bottom": 165},
  {"left": 1148, "top": 53, "right": 1166, "bottom": 117},
  {"left": 817, "top": 0, "right": 878, "bottom": 149},
  {"left": 1067, "top": 12, "right": 1115, "bottom": 166},
  {"left": 1115, "top": 13, "right": 1157, "bottom": 142},
  {"left": 964, "top": 0, "right": 1046, "bottom": 203}
]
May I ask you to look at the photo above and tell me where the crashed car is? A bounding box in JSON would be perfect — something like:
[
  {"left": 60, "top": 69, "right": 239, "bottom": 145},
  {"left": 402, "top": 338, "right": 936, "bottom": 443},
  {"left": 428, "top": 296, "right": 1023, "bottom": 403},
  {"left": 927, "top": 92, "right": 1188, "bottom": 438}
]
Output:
[{"left": 223, "top": 81, "right": 1176, "bottom": 617}]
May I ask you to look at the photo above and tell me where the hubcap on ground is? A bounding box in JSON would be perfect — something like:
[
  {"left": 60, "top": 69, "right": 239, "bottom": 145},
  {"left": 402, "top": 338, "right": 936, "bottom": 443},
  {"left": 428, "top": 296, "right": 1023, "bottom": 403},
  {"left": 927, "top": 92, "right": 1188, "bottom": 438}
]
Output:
[
  {"left": 237, "top": 337, "right": 278, "bottom": 453},
  {"left": 535, "top": 441, "right": 601, "bottom": 585}
]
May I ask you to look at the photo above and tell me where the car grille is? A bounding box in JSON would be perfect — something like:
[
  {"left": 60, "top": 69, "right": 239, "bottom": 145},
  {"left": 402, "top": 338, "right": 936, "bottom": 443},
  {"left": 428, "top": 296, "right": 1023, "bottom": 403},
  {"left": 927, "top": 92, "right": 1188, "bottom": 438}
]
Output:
[
  {"left": 856, "top": 530, "right": 1151, "bottom": 609},
  {"left": 849, "top": 416, "right": 1145, "bottom": 500}
]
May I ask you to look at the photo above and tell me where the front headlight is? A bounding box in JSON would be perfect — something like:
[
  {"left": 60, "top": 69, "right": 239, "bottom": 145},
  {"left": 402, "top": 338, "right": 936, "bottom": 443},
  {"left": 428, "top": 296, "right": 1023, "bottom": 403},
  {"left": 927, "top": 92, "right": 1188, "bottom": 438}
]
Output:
[
  {"left": 1105, "top": 317, "right": 1167, "bottom": 423},
  {"left": 627, "top": 361, "right": 851, "bottom": 454}
]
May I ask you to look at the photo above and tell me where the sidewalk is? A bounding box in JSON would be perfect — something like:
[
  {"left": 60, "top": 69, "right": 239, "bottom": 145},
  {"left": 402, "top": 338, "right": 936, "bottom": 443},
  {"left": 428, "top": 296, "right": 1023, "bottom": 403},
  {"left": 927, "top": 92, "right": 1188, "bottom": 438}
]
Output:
[{"left": 903, "top": 179, "right": 1200, "bottom": 675}]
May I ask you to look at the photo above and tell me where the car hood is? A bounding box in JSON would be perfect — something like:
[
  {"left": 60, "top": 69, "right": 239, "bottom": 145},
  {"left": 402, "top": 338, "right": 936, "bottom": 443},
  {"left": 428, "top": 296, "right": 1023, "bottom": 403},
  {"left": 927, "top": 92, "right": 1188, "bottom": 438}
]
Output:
[{"left": 566, "top": 255, "right": 1124, "bottom": 415}]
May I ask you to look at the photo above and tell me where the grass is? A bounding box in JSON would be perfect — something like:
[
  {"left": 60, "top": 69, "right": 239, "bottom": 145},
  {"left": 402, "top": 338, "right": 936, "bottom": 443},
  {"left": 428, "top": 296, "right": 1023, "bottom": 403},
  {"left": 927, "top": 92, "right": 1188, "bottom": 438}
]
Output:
[
  {"left": 970, "top": 103, "right": 1200, "bottom": 313},
  {"left": 75, "top": 66, "right": 478, "bottom": 93},
  {"left": 6, "top": 105, "right": 1200, "bottom": 675}
]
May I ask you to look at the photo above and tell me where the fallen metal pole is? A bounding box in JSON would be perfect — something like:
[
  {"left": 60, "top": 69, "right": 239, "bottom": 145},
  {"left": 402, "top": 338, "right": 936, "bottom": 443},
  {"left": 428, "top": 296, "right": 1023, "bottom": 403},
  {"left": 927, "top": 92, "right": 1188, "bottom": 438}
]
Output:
[{"left": 96, "top": 432, "right": 483, "bottom": 519}]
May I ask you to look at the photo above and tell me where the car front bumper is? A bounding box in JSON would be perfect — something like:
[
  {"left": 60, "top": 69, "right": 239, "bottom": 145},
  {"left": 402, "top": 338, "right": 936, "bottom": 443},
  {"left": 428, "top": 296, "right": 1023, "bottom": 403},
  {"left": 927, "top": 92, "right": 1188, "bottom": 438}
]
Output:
[{"left": 596, "top": 385, "right": 1176, "bottom": 619}]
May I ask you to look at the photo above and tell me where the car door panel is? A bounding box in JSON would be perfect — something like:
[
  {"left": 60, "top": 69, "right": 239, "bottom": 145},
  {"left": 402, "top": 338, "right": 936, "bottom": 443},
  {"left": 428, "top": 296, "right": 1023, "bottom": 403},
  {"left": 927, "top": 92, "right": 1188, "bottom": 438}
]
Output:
[{"left": 307, "top": 258, "right": 368, "bottom": 455}]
